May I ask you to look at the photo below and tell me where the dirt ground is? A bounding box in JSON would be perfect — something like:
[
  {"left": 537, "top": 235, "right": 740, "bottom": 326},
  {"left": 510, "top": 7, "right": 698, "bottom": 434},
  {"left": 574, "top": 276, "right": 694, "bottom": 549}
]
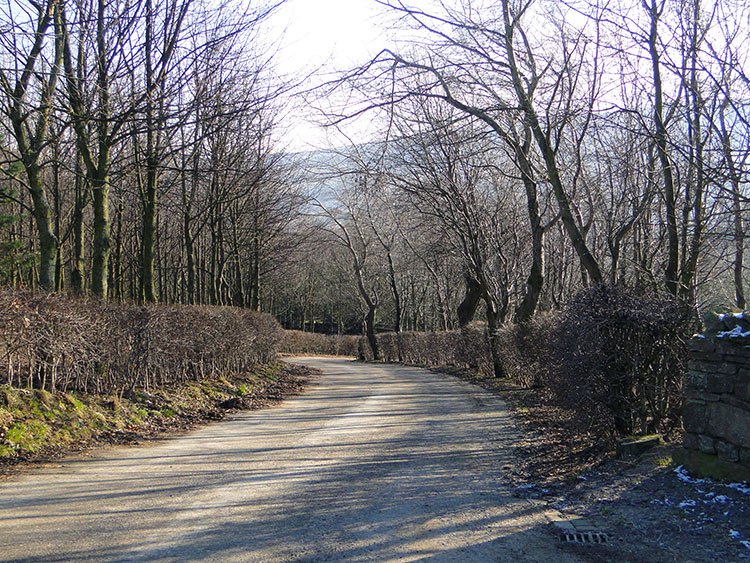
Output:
[
  {"left": 2, "top": 359, "right": 748, "bottom": 561},
  {"left": 0, "top": 358, "right": 581, "bottom": 562},
  {"left": 443, "top": 366, "right": 750, "bottom": 562}
]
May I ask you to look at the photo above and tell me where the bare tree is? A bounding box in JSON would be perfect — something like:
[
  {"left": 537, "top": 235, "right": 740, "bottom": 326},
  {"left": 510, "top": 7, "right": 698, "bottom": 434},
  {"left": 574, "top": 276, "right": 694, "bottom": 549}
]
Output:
[
  {"left": 58, "top": 0, "right": 190, "bottom": 298},
  {"left": 0, "top": 0, "right": 63, "bottom": 290}
]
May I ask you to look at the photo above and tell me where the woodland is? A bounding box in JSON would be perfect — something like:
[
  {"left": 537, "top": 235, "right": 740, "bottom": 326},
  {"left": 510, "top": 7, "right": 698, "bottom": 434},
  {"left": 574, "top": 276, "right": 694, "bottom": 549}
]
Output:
[{"left": 0, "top": 0, "right": 748, "bottom": 351}]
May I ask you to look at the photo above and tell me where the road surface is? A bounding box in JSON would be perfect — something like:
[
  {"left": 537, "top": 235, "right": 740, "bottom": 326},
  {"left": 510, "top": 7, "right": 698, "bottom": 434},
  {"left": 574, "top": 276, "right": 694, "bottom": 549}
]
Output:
[{"left": 0, "top": 357, "right": 580, "bottom": 562}]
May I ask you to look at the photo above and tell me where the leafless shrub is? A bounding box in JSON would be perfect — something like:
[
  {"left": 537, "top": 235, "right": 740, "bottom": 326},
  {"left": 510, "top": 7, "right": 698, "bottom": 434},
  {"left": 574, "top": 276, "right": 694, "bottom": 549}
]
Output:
[
  {"left": 278, "top": 330, "right": 360, "bottom": 356},
  {"left": 0, "top": 289, "right": 281, "bottom": 394},
  {"left": 363, "top": 285, "right": 697, "bottom": 441},
  {"left": 362, "top": 323, "right": 494, "bottom": 375},
  {"left": 550, "top": 285, "right": 699, "bottom": 439},
  {"left": 495, "top": 313, "right": 557, "bottom": 389}
]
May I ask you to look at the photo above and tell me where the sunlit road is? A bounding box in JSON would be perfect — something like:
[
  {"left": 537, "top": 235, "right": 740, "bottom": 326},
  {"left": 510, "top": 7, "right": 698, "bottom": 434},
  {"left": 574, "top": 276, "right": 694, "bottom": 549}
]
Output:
[{"left": 0, "top": 357, "right": 579, "bottom": 562}]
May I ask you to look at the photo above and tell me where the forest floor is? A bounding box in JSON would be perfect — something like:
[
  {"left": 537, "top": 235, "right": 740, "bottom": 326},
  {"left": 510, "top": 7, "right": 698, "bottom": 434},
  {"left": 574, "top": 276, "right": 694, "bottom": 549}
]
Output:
[
  {"left": 0, "top": 362, "right": 314, "bottom": 478},
  {"left": 441, "top": 366, "right": 750, "bottom": 562}
]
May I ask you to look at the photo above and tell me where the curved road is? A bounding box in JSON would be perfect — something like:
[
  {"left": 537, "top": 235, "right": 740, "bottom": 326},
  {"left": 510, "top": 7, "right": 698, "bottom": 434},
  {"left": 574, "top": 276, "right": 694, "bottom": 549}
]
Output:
[{"left": 0, "top": 357, "right": 579, "bottom": 562}]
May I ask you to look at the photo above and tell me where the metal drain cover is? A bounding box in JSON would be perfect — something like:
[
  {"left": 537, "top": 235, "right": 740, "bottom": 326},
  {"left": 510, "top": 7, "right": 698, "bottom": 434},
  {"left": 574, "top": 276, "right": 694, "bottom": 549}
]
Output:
[
  {"left": 561, "top": 531, "right": 611, "bottom": 544},
  {"left": 548, "top": 512, "right": 612, "bottom": 545}
]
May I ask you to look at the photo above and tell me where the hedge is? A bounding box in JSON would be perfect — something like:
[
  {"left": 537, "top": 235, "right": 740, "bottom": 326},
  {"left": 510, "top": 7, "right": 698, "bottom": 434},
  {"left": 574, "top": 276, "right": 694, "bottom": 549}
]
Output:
[{"left": 0, "top": 290, "right": 281, "bottom": 394}]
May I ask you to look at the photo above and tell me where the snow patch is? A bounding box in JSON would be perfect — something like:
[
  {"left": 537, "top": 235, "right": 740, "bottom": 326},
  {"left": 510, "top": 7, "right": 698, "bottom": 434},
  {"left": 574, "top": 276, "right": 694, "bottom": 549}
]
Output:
[
  {"left": 728, "top": 482, "right": 750, "bottom": 495},
  {"left": 675, "top": 466, "right": 707, "bottom": 485},
  {"left": 716, "top": 325, "right": 750, "bottom": 339}
]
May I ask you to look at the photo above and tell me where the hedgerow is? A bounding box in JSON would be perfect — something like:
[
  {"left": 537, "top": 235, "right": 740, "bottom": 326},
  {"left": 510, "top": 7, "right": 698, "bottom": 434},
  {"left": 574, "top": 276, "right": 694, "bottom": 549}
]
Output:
[
  {"left": 361, "top": 285, "right": 698, "bottom": 441},
  {"left": 278, "top": 330, "right": 360, "bottom": 357},
  {"left": 0, "top": 290, "right": 281, "bottom": 394}
]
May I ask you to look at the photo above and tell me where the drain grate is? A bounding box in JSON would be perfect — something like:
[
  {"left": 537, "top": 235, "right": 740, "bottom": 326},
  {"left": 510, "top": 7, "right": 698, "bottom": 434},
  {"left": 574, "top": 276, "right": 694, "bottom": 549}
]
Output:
[{"left": 560, "top": 531, "right": 610, "bottom": 544}]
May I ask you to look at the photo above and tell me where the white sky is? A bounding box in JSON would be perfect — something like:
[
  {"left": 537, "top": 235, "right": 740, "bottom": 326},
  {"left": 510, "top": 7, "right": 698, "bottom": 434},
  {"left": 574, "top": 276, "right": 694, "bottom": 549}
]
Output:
[
  {"left": 270, "top": 0, "right": 393, "bottom": 152},
  {"left": 274, "top": 0, "right": 387, "bottom": 72}
]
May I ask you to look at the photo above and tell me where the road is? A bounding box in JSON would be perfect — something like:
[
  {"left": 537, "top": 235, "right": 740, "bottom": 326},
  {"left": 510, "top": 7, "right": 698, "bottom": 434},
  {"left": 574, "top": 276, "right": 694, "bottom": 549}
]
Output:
[{"left": 0, "top": 357, "right": 580, "bottom": 562}]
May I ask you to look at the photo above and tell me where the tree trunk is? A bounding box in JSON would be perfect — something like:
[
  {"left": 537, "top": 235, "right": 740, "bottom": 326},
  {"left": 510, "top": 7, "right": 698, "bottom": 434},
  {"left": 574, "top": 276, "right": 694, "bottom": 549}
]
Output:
[
  {"left": 387, "top": 250, "right": 401, "bottom": 332},
  {"left": 249, "top": 238, "right": 261, "bottom": 311},
  {"left": 185, "top": 218, "right": 195, "bottom": 305},
  {"left": 720, "top": 100, "right": 747, "bottom": 309},
  {"left": 645, "top": 0, "right": 680, "bottom": 297},
  {"left": 678, "top": 2, "right": 706, "bottom": 304},
  {"left": 141, "top": 176, "right": 157, "bottom": 302},
  {"left": 734, "top": 204, "right": 746, "bottom": 310},
  {"left": 25, "top": 163, "right": 58, "bottom": 291},
  {"left": 71, "top": 158, "right": 86, "bottom": 295},
  {"left": 53, "top": 154, "right": 63, "bottom": 291},
  {"left": 90, "top": 172, "right": 111, "bottom": 299},
  {"left": 484, "top": 298, "right": 506, "bottom": 378},
  {"left": 112, "top": 200, "right": 123, "bottom": 300},
  {"left": 501, "top": 0, "right": 602, "bottom": 285},
  {"left": 140, "top": 0, "right": 158, "bottom": 303},
  {"left": 365, "top": 305, "right": 379, "bottom": 361},
  {"left": 457, "top": 274, "right": 482, "bottom": 327},
  {"left": 515, "top": 173, "right": 544, "bottom": 322}
]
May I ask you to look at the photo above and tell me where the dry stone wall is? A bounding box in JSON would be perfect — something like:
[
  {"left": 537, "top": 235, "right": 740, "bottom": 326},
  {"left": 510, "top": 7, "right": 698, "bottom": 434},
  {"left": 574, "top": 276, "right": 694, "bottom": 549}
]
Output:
[{"left": 676, "top": 313, "right": 750, "bottom": 482}]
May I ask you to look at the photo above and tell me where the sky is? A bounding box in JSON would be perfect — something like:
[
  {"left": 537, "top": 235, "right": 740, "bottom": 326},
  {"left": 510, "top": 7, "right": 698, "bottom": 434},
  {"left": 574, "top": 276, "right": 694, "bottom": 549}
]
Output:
[{"left": 269, "top": 0, "right": 393, "bottom": 151}]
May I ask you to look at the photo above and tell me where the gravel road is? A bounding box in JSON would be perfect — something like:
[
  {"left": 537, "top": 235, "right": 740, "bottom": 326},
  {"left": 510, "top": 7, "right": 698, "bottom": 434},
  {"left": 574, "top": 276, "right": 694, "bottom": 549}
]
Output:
[{"left": 0, "top": 357, "right": 580, "bottom": 562}]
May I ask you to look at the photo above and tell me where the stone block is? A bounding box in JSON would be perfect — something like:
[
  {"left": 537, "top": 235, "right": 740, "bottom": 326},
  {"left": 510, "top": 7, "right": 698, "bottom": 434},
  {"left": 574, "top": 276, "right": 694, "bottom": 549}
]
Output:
[
  {"left": 740, "top": 448, "right": 750, "bottom": 467},
  {"left": 683, "top": 400, "right": 707, "bottom": 434},
  {"left": 691, "top": 361, "right": 737, "bottom": 376},
  {"left": 551, "top": 519, "right": 577, "bottom": 534},
  {"left": 733, "top": 378, "right": 750, "bottom": 403},
  {"left": 616, "top": 435, "right": 663, "bottom": 458},
  {"left": 719, "top": 362, "right": 740, "bottom": 375},
  {"left": 716, "top": 440, "right": 740, "bottom": 462},
  {"left": 703, "top": 313, "right": 726, "bottom": 335},
  {"left": 685, "top": 370, "right": 707, "bottom": 391},
  {"left": 697, "top": 434, "right": 716, "bottom": 454},
  {"left": 695, "top": 391, "right": 721, "bottom": 402},
  {"left": 706, "top": 373, "right": 734, "bottom": 394},
  {"left": 707, "top": 402, "right": 750, "bottom": 448},
  {"left": 689, "top": 360, "right": 717, "bottom": 371},
  {"left": 716, "top": 343, "right": 750, "bottom": 359},
  {"left": 688, "top": 337, "right": 715, "bottom": 354},
  {"left": 682, "top": 433, "right": 700, "bottom": 451},
  {"left": 568, "top": 518, "right": 600, "bottom": 532}
]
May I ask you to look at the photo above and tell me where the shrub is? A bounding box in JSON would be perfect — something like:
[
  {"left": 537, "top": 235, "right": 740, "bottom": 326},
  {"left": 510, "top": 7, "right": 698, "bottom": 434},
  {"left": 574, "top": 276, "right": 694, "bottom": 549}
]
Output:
[
  {"left": 359, "top": 285, "right": 697, "bottom": 443},
  {"left": 278, "top": 330, "right": 360, "bottom": 357},
  {"left": 359, "top": 323, "right": 494, "bottom": 375},
  {"left": 550, "top": 285, "right": 699, "bottom": 439},
  {"left": 495, "top": 313, "right": 557, "bottom": 388},
  {"left": 0, "top": 290, "right": 282, "bottom": 394}
]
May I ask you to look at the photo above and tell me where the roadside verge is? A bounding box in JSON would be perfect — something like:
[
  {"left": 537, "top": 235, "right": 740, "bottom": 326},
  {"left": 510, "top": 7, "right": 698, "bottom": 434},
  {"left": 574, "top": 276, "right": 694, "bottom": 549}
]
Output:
[{"left": 0, "top": 362, "right": 316, "bottom": 478}]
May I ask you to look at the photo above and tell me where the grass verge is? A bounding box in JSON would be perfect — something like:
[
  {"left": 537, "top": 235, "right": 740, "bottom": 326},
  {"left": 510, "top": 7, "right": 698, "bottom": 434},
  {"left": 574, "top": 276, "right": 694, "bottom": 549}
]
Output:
[{"left": 0, "top": 362, "right": 315, "bottom": 477}]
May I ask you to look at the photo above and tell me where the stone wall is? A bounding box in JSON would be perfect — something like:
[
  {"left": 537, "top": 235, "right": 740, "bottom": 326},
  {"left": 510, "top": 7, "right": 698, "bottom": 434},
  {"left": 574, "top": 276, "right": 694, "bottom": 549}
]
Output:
[{"left": 675, "top": 313, "right": 750, "bottom": 482}]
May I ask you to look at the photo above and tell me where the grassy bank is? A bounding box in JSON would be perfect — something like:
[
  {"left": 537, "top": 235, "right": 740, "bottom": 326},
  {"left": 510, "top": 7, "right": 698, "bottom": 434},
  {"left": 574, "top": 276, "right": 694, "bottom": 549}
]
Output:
[{"left": 0, "top": 362, "right": 313, "bottom": 473}]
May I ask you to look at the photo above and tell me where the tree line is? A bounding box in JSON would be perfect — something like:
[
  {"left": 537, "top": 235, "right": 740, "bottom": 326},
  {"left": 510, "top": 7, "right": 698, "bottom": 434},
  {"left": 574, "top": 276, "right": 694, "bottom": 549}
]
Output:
[
  {"left": 0, "top": 0, "right": 305, "bottom": 308},
  {"left": 1, "top": 0, "right": 749, "bottom": 360},
  {"left": 307, "top": 0, "right": 750, "bottom": 363}
]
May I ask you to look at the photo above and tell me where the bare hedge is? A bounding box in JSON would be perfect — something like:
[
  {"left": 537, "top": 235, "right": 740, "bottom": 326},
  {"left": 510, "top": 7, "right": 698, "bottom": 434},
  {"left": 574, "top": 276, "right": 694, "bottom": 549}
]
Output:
[
  {"left": 360, "top": 323, "right": 493, "bottom": 375},
  {"left": 279, "top": 330, "right": 360, "bottom": 357},
  {"left": 0, "top": 290, "right": 281, "bottom": 394},
  {"left": 551, "top": 285, "right": 698, "bottom": 438},
  {"left": 361, "top": 286, "right": 698, "bottom": 440}
]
